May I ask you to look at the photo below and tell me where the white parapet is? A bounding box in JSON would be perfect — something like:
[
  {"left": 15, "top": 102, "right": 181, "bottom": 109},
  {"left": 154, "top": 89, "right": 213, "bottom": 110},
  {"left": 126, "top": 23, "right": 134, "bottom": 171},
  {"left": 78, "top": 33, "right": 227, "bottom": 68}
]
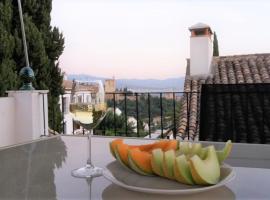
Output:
[{"left": 7, "top": 90, "right": 49, "bottom": 145}]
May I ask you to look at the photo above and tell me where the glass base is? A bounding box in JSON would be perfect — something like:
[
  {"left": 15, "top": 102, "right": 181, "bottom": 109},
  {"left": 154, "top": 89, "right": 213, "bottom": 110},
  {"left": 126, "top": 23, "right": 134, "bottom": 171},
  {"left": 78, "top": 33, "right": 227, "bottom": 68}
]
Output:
[{"left": 71, "top": 165, "right": 103, "bottom": 178}]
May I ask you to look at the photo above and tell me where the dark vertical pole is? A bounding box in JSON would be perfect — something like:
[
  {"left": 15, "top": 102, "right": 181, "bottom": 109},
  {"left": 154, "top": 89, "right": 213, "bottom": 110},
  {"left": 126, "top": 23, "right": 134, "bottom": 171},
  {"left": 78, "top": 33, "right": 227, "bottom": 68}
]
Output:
[
  {"left": 186, "top": 93, "right": 190, "bottom": 140},
  {"left": 135, "top": 93, "right": 139, "bottom": 137},
  {"left": 72, "top": 119, "right": 75, "bottom": 135},
  {"left": 42, "top": 93, "right": 46, "bottom": 136},
  {"left": 125, "top": 93, "right": 128, "bottom": 136},
  {"left": 148, "top": 93, "right": 151, "bottom": 138},
  {"left": 173, "top": 92, "right": 176, "bottom": 139},
  {"left": 262, "top": 92, "right": 265, "bottom": 144},
  {"left": 160, "top": 93, "right": 163, "bottom": 138},
  {"left": 246, "top": 93, "right": 250, "bottom": 142},
  {"left": 61, "top": 95, "right": 65, "bottom": 134},
  {"left": 113, "top": 93, "right": 116, "bottom": 136},
  {"left": 230, "top": 93, "right": 233, "bottom": 141}
]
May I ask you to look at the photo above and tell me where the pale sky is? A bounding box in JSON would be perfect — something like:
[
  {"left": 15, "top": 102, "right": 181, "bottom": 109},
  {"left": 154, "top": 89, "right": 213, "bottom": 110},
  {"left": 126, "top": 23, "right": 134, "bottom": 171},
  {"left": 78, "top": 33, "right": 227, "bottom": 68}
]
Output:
[{"left": 51, "top": 0, "right": 270, "bottom": 79}]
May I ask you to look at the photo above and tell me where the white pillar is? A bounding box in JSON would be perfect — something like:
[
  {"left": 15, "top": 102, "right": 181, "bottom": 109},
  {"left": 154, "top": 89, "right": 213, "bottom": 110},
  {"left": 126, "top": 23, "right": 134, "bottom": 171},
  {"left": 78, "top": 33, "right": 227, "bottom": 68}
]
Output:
[
  {"left": 7, "top": 90, "right": 49, "bottom": 144},
  {"left": 0, "top": 97, "right": 15, "bottom": 147}
]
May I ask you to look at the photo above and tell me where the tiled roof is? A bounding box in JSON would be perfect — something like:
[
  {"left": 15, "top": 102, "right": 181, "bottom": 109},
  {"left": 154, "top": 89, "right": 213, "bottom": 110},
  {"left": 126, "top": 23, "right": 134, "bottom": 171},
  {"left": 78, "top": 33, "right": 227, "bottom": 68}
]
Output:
[{"left": 178, "top": 53, "right": 270, "bottom": 139}]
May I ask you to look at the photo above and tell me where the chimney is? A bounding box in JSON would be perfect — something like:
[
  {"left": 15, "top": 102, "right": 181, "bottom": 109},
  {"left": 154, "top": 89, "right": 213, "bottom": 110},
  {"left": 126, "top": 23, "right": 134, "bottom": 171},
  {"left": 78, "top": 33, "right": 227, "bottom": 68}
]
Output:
[{"left": 189, "top": 23, "right": 213, "bottom": 77}]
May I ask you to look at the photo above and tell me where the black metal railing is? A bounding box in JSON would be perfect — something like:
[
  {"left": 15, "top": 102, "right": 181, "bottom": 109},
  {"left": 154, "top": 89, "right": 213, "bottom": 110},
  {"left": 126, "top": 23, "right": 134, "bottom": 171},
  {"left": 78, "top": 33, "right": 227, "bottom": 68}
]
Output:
[
  {"left": 102, "top": 92, "right": 185, "bottom": 139},
  {"left": 54, "top": 92, "right": 188, "bottom": 139}
]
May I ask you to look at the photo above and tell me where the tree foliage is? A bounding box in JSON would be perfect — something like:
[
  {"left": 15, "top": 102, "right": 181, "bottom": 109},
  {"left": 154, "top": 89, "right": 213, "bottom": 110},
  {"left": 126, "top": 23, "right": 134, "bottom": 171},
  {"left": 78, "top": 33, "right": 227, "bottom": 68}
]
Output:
[
  {"left": 213, "top": 31, "right": 219, "bottom": 56},
  {"left": 0, "top": 0, "right": 64, "bottom": 132}
]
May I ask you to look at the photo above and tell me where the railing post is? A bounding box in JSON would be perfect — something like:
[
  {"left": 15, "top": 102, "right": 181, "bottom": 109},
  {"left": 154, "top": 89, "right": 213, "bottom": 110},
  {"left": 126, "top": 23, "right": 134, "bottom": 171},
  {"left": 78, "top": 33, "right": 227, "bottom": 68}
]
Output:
[
  {"left": 72, "top": 119, "right": 74, "bottom": 135},
  {"left": 173, "top": 92, "right": 176, "bottom": 139},
  {"left": 135, "top": 93, "right": 139, "bottom": 137},
  {"left": 245, "top": 92, "right": 250, "bottom": 142},
  {"left": 148, "top": 93, "right": 151, "bottom": 138},
  {"left": 262, "top": 92, "right": 265, "bottom": 144},
  {"left": 186, "top": 92, "right": 190, "bottom": 140},
  {"left": 113, "top": 93, "right": 116, "bottom": 136},
  {"left": 160, "top": 93, "right": 163, "bottom": 138},
  {"left": 125, "top": 93, "right": 128, "bottom": 136}
]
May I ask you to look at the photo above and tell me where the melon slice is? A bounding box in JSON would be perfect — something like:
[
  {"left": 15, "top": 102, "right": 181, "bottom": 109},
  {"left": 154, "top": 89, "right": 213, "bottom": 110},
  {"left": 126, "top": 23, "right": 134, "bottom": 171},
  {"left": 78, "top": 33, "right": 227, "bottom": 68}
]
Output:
[
  {"left": 163, "top": 150, "right": 175, "bottom": 179},
  {"left": 177, "top": 142, "right": 191, "bottom": 155},
  {"left": 163, "top": 140, "right": 178, "bottom": 151},
  {"left": 128, "top": 148, "right": 153, "bottom": 176},
  {"left": 151, "top": 148, "right": 164, "bottom": 177},
  {"left": 174, "top": 155, "right": 194, "bottom": 185},
  {"left": 114, "top": 143, "right": 131, "bottom": 167},
  {"left": 189, "top": 146, "right": 220, "bottom": 185},
  {"left": 216, "top": 140, "right": 232, "bottom": 163},
  {"left": 109, "top": 139, "right": 123, "bottom": 158},
  {"left": 190, "top": 143, "right": 202, "bottom": 156}
]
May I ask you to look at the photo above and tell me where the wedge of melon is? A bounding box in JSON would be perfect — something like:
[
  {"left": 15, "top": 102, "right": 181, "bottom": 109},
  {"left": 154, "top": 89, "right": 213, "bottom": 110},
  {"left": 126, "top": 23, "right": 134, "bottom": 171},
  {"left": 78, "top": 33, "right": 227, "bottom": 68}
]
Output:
[
  {"left": 174, "top": 155, "right": 194, "bottom": 185},
  {"left": 163, "top": 140, "right": 178, "bottom": 151},
  {"left": 216, "top": 140, "right": 232, "bottom": 164},
  {"left": 151, "top": 148, "right": 164, "bottom": 177},
  {"left": 163, "top": 150, "right": 175, "bottom": 179},
  {"left": 128, "top": 148, "right": 153, "bottom": 176},
  {"left": 177, "top": 142, "right": 191, "bottom": 155},
  {"left": 190, "top": 143, "right": 202, "bottom": 156},
  {"left": 114, "top": 143, "right": 133, "bottom": 168},
  {"left": 189, "top": 146, "right": 220, "bottom": 185},
  {"left": 109, "top": 139, "right": 123, "bottom": 158}
]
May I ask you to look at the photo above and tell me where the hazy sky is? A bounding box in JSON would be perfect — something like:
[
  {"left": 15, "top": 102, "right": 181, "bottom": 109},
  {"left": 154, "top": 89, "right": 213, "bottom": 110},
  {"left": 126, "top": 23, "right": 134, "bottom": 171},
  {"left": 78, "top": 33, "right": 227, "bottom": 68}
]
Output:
[{"left": 51, "top": 0, "right": 270, "bottom": 79}]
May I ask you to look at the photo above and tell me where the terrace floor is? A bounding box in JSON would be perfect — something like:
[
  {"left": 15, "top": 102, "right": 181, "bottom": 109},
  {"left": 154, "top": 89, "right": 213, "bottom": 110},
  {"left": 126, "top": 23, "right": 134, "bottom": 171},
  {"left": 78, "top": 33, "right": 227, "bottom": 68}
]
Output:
[{"left": 0, "top": 136, "right": 270, "bottom": 199}]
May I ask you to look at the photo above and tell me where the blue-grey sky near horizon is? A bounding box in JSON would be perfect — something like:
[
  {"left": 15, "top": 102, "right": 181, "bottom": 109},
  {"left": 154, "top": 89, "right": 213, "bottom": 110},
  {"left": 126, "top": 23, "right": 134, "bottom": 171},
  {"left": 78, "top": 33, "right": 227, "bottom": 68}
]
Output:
[{"left": 51, "top": 0, "right": 270, "bottom": 79}]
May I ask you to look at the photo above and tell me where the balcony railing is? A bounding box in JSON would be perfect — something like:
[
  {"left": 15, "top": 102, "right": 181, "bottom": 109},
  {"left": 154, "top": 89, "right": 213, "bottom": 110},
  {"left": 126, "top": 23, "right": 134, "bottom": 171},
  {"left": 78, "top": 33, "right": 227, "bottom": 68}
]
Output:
[{"left": 54, "top": 92, "right": 187, "bottom": 139}]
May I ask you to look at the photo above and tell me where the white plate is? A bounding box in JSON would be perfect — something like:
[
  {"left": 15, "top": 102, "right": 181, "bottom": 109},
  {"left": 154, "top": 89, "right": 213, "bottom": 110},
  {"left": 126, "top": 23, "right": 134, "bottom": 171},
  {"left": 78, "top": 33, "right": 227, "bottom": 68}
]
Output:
[{"left": 103, "top": 161, "right": 235, "bottom": 195}]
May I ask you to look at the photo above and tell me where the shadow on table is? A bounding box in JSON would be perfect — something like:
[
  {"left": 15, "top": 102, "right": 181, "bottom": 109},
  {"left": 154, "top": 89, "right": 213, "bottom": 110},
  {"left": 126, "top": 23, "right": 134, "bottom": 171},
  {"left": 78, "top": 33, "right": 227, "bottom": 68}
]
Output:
[
  {"left": 0, "top": 137, "right": 67, "bottom": 200},
  {"left": 102, "top": 184, "right": 235, "bottom": 200}
]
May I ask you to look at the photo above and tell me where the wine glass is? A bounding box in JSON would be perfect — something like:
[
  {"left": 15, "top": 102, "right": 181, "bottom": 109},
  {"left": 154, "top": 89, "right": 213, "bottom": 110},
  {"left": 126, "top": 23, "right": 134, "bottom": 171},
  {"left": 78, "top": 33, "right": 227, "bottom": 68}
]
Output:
[{"left": 70, "top": 102, "right": 108, "bottom": 178}]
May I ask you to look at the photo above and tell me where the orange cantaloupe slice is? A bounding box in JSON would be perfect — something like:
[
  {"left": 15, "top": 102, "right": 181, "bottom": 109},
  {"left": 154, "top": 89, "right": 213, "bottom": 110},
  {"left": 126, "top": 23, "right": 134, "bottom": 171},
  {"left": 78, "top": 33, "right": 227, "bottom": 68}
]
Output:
[
  {"left": 128, "top": 148, "right": 153, "bottom": 175},
  {"left": 109, "top": 139, "right": 123, "bottom": 158},
  {"left": 163, "top": 140, "right": 178, "bottom": 151}
]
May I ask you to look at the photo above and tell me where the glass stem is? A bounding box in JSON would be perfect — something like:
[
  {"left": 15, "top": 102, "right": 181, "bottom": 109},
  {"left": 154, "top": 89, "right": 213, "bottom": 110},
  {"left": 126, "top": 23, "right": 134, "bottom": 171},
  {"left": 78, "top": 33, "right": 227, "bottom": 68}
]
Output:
[{"left": 87, "top": 130, "right": 93, "bottom": 167}]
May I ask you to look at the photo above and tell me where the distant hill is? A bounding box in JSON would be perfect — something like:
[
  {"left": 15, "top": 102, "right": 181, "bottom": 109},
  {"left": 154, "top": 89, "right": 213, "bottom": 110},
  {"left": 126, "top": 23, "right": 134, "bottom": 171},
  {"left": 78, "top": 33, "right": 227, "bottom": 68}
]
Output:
[{"left": 67, "top": 74, "right": 185, "bottom": 91}]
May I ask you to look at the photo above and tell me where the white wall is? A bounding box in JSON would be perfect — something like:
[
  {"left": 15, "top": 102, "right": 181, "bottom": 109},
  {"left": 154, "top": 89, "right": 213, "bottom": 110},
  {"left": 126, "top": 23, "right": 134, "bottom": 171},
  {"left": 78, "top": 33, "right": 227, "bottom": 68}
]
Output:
[
  {"left": 0, "top": 90, "right": 50, "bottom": 147},
  {"left": 190, "top": 36, "right": 213, "bottom": 76},
  {"left": 0, "top": 98, "right": 15, "bottom": 147}
]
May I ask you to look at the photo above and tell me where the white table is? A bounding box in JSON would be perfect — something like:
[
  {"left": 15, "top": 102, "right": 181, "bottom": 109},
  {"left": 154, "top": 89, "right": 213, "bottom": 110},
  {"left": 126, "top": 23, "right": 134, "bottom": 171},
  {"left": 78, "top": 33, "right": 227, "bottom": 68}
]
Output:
[{"left": 0, "top": 136, "right": 269, "bottom": 199}]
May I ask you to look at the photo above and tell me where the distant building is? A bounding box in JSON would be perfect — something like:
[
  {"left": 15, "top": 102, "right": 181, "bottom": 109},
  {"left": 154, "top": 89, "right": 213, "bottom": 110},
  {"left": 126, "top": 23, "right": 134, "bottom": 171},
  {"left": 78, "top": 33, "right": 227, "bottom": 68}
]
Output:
[
  {"left": 104, "top": 79, "right": 116, "bottom": 100},
  {"left": 60, "top": 79, "right": 105, "bottom": 135}
]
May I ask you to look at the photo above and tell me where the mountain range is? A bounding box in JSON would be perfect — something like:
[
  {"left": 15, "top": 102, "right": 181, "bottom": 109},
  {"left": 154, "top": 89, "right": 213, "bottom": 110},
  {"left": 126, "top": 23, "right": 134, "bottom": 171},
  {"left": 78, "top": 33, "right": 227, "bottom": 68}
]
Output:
[{"left": 67, "top": 74, "right": 185, "bottom": 91}]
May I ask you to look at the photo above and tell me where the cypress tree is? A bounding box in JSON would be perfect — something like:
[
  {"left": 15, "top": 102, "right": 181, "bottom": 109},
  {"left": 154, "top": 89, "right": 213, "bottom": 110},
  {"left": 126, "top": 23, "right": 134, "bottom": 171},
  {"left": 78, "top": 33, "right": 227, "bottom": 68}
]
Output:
[
  {"left": 213, "top": 32, "right": 219, "bottom": 56},
  {"left": 0, "top": 0, "right": 17, "bottom": 95},
  {"left": 0, "top": 0, "right": 65, "bottom": 132}
]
